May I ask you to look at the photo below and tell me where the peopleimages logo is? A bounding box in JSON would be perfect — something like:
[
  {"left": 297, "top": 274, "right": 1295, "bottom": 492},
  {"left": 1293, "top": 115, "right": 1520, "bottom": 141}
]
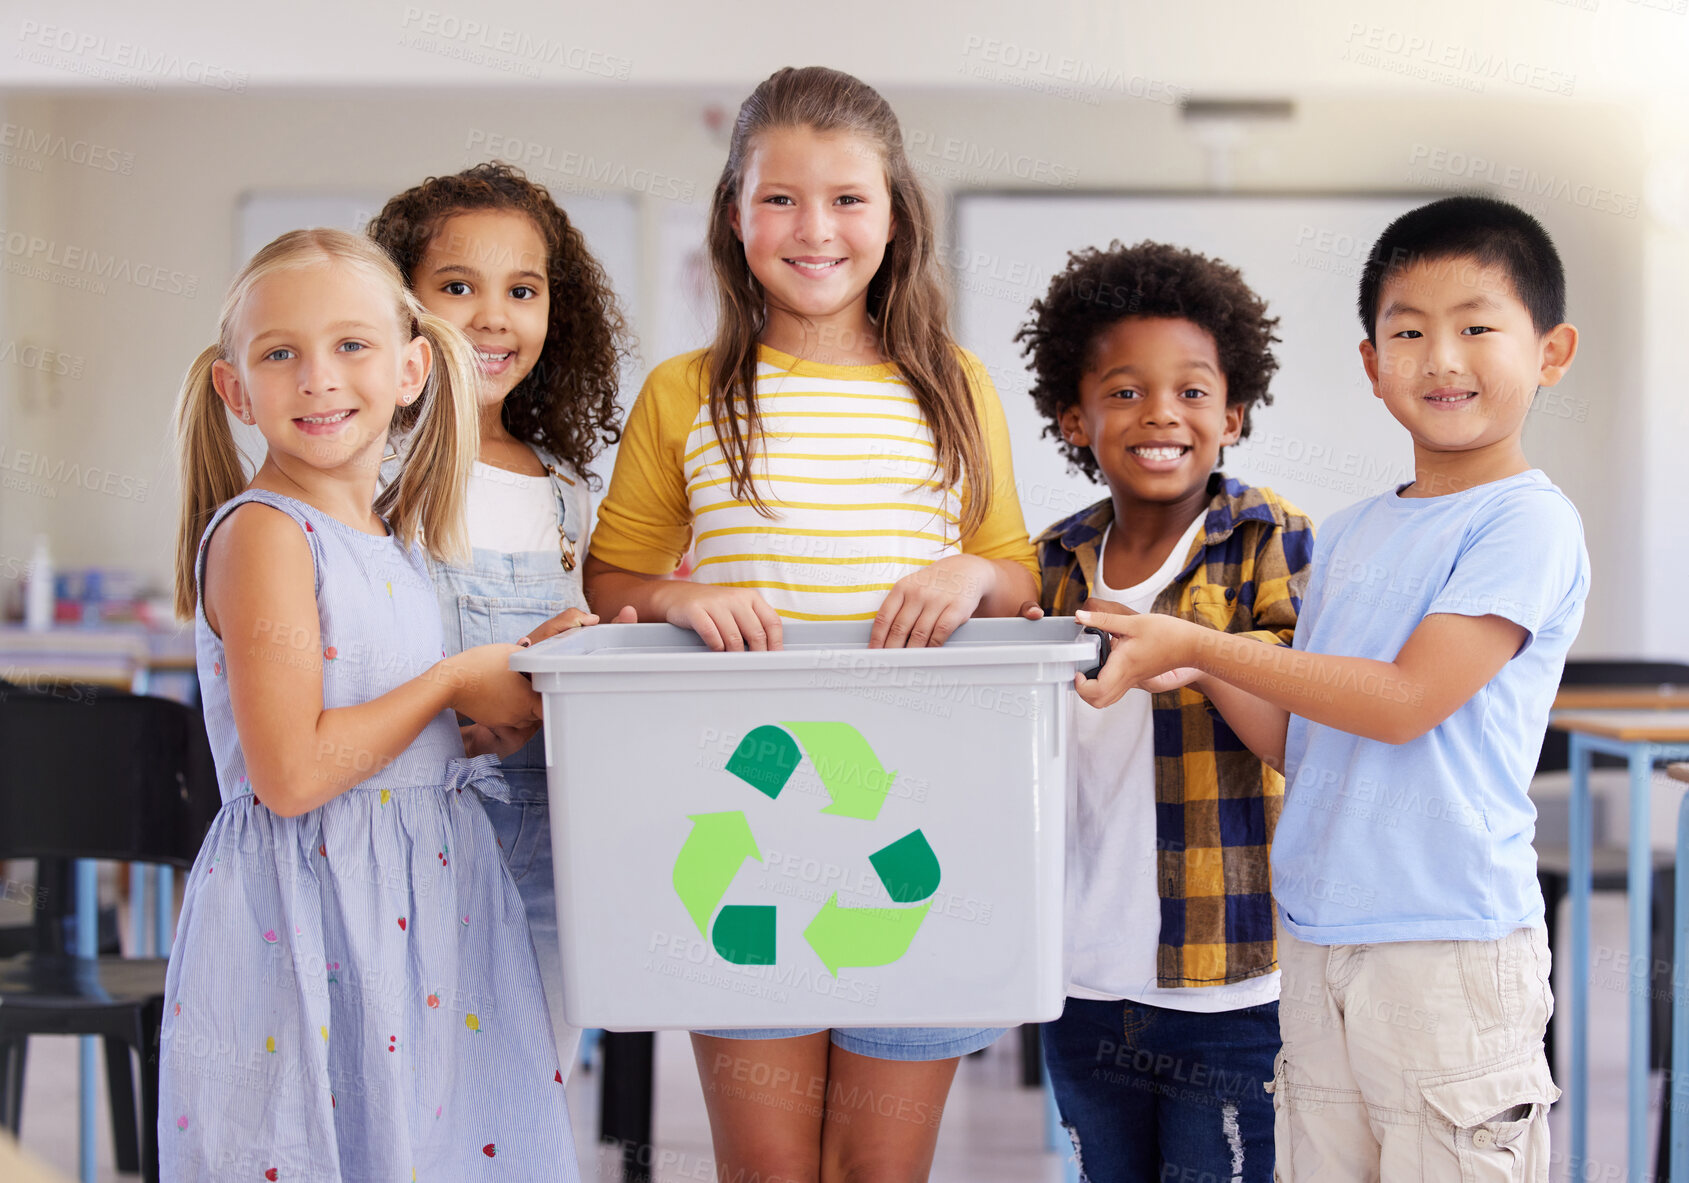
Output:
[
  {"left": 0, "top": 445, "right": 149, "bottom": 502},
  {"left": 0, "top": 123, "right": 135, "bottom": 175},
  {"left": 0, "top": 229, "right": 197, "bottom": 297},
  {"left": 904, "top": 130, "right": 1079, "bottom": 189},
  {"left": 1408, "top": 144, "right": 1639, "bottom": 219},
  {"left": 398, "top": 8, "right": 632, "bottom": 79},
  {"left": 16, "top": 21, "right": 248, "bottom": 91},
  {"left": 464, "top": 131, "right": 695, "bottom": 202}
]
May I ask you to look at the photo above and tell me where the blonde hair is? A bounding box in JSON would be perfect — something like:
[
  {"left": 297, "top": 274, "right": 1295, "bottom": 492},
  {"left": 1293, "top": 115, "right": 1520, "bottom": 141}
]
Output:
[
  {"left": 706, "top": 66, "right": 990, "bottom": 539},
  {"left": 172, "top": 227, "right": 479, "bottom": 619}
]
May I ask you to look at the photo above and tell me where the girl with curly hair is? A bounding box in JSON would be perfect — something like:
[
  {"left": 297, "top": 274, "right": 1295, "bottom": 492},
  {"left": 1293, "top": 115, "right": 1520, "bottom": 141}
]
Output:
[{"left": 368, "top": 162, "right": 635, "bottom": 1078}]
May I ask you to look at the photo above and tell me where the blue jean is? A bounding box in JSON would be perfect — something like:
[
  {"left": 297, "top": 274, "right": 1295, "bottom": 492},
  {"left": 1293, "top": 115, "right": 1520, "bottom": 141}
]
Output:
[
  {"left": 432, "top": 543, "right": 589, "bottom": 1076},
  {"left": 1042, "top": 997, "right": 1279, "bottom": 1183},
  {"left": 692, "top": 1025, "right": 1004, "bottom": 1061}
]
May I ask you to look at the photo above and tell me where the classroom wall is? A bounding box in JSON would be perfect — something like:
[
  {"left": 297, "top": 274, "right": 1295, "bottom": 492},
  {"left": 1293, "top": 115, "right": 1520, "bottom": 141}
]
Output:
[{"left": 0, "top": 85, "right": 1667, "bottom": 656}]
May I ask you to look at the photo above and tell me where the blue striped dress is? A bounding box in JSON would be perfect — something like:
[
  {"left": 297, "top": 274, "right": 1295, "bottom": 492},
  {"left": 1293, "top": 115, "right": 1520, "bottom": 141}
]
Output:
[{"left": 158, "top": 489, "right": 578, "bottom": 1181}]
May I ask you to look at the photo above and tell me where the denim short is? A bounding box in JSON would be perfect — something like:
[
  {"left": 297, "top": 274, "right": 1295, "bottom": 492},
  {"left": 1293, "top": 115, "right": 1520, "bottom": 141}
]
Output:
[{"left": 693, "top": 1026, "right": 1005, "bottom": 1061}]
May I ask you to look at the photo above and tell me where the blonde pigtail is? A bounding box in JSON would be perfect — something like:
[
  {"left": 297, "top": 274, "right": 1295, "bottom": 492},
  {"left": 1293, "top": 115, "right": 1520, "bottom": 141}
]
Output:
[
  {"left": 172, "top": 344, "right": 249, "bottom": 620},
  {"left": 376, "top": 306, "right": 479, "bottom": 564}
]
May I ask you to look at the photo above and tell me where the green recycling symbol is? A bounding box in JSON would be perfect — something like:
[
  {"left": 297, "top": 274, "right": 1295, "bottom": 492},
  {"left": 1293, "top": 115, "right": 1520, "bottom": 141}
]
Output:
[{"left": 671, "top": 723, "right": 941, "bottom": 975}]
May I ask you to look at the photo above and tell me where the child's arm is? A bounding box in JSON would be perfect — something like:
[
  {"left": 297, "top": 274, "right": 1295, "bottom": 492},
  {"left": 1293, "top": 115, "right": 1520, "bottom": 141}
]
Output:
[
  {"left": 869, "top": 555, "right": 1041, "bottom": 649},
  {"left": 585, "top": 556, "right": 786, "bottom": 652},
  {"left": 1187, "top": 675, "right": 1291, "bottom": 772},
  {"left": 207, "top": 505, "right": 541, "bottom": 817},
  {"left": 1074, "top": 597, "right": 1292, "bottom": 770},
  {"left": 1172, "top": 513, "right": 1311, "bottom": 770},
  {"left": 870, "top": 360, "right": 1040, "bottom": 648},
  {"left": 461, "top": 721, "right": 539, "bottom": 759},
  {"left": 513, "top": 604, "right": 637, "bottom": 649},
  {"left": 582, "top": 363, "right": 789, "bottom": 652},
  {"left": 1076, "top": 607, "right": 1526, "bottom": 747}
]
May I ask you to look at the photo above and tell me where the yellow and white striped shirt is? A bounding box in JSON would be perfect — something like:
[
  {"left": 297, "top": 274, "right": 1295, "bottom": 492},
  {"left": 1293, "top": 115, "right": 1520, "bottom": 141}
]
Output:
[{"left": 591, "top": 345, "right": 1037, "bottom": 622}]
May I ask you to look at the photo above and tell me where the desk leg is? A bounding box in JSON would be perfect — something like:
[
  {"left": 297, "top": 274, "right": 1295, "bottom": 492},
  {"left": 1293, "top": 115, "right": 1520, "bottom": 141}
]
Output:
[
  {"left": 1629, "top": 748, "right": 1654, "bottom": 1183},
  {"left": 129, "top": 863, "right": 147, "bottom": 954},
  {"left": 1570, "top": 732, "right": 1592, "bottom": 1178},
  {"left": 1673, "top": 793, "right": 1689, "bottom": 1181},
  {"left": 155, "top": 866, "right": 174, "bottom": 956},
  {"left": 600, "top": 1031, "right": 654, "bottom": 1183},
  {"left": 75, "top": 859, "right": 97, "bottom": 1183}
]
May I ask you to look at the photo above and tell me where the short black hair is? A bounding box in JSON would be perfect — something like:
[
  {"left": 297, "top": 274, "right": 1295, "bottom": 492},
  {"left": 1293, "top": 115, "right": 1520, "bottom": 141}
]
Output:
[
  {"left": 1359, "top": 195, "right": 1566, "bottom": 342},
  {"left": 1015, "top": 240, "right": 1280, "bottom": 483}
]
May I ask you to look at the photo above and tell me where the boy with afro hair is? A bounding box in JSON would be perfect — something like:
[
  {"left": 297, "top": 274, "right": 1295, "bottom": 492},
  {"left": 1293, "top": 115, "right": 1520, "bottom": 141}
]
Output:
[{"left": 1020, "top": 240, "right": 1313, "bottom": 1183}]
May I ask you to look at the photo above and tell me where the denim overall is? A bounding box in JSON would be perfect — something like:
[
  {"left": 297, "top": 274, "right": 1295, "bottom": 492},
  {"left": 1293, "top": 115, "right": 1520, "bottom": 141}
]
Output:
[{"left": 430, "top": 445, "right": 590, "bottom": 1075}]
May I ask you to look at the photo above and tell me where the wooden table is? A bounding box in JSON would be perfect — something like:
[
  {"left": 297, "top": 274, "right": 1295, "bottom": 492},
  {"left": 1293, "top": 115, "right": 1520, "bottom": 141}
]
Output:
[
  {"left": 0, "top": 626, "right": 196, "bottom": 694},
  {"left": 1670, "top": 763, "right": 1689, "bottom": 1177},
  {"left": 1555, "top": 686, "right": 1689, "bottom": 711},
  {"left": 1553, "top": 711, "right": 1689, "bottom": 1181}
]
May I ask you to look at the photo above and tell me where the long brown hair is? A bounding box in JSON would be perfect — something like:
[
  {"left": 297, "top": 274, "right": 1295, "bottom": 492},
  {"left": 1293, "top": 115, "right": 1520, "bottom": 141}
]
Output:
[
  {"left": 367, "top": 162, "right": 632, "bottom": 484},
  {"left": 172, "top": 228, "right": 479, "bottom": 619},
  {"left": 706, "top": 66, "right": 990, "bottom": 538}
]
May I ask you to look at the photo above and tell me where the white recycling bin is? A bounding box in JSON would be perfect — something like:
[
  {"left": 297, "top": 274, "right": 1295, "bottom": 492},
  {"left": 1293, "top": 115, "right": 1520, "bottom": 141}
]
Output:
[{"left": 509, "top": 617, "right": 1101, "bottom": 1031}]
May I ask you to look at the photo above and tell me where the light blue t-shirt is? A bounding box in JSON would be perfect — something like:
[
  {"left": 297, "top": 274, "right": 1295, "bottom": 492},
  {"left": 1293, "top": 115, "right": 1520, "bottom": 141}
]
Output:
[{"left": 1274, "top": 469, "right": 1589, "bottom": 944}]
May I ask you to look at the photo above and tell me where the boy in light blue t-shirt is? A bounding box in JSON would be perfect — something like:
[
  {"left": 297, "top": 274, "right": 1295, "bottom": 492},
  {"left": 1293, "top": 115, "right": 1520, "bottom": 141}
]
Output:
[{"left": 1073, "top": 195, "right": 1589, "bottom": 1181}]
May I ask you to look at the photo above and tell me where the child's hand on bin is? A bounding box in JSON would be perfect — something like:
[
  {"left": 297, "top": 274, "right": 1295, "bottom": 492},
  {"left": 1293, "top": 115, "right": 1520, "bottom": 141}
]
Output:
[
  {"left": 873, "top": 554, "right": 1037, "bottom": 649},
  {"left": 516, "top": 605, "right": 637, "bottom": 648},
  {"left": 1073, "top": 607, "right": 1205, "bottom": 707},
  {"left": 436, "top": 644, "right": 543, "bottom": 730},
  {"left": 461, "top": 721, "right": 542, "bottom": 760},
  {"left": 1079, "top": 597, "right": 1199, "bottom": 694},
  {"left": 658, "top": 585, "right": 784, "bottom": 652}
]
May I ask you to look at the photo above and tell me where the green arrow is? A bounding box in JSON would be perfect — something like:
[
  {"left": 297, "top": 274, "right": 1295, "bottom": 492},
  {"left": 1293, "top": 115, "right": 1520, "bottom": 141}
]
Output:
[
  {"left": 869, "top": 829, "right": 941, "bottom": 903},
  {"left": 802, "top": 894, "right": 932, "bottom": 976},
  {"left": 782, "top": 722, "right": 896, "bottom": 821},
  {"left": 672, "top": 812, "right": 761, "bottom": 936},
  {"left": 712, "top": 905, "right": 776, "bottom": 965},
  {"left": 726, "top": 725, "right": 801, "bottom": 800}
]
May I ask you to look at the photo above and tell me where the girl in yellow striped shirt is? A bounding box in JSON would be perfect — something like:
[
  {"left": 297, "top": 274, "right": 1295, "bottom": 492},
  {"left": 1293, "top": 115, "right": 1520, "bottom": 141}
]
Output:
[{"left": 583, "top": 65, "right": 1039, "bottom": 1182}]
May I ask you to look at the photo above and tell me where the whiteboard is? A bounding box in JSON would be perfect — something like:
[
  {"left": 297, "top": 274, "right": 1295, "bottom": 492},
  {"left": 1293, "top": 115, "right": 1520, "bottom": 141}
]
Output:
[{"left": 954, "top": 193, "right": 1429, "bottom": 532}]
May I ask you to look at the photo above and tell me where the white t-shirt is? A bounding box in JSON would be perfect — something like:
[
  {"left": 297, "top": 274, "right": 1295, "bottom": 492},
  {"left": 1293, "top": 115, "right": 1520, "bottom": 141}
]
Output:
[
  {"left": 466, "top": 461, "right": 562, "bottom": 554},
  {"left": 1067, "top": 513, "right": 1281, "bottom": 1011}
]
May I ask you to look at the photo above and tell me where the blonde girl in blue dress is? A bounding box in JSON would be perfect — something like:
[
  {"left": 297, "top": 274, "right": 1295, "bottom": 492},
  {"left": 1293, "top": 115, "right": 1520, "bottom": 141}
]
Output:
[{"left": 160, "top": 228, "right": 579, "bottom": 1180}]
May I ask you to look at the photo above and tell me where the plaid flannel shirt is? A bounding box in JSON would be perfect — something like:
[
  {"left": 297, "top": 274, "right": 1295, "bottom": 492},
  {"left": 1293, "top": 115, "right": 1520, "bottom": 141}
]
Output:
[{"left": 1036, "top": 474, "right": 1315, "bottom": 988}]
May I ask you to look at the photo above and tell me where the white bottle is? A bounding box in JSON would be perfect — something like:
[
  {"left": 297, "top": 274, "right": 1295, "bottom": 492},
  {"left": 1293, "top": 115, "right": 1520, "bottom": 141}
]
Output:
[{"left": 25, "top": 534, "right": 53, "bottom": 632}]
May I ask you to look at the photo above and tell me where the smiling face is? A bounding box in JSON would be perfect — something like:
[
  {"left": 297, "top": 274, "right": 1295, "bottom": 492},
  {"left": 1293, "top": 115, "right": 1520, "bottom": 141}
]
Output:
[
  {"left": 1361, "top": 255, "right": 1577, "bottom": 481},
  {"left": 729, "top": 125, "right": 895, "bottom": 357},
  {"left": 412, "top": 209, "right": 550, "bottom": 408},
  {"left": 1060, "top": 316, "right": 1243, "bottom": 515},
  {"left": 212, "top": 261, "right": 427, "bottom": 478}
]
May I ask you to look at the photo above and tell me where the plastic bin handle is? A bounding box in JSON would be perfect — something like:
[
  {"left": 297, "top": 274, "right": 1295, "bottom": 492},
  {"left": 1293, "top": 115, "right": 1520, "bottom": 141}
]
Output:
[{"left": 1081, "top": 626, "right": 1111, "bottom": 681}]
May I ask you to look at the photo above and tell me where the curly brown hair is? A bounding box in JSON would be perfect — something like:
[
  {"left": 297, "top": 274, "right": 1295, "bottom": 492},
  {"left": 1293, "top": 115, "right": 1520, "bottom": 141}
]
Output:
[
  {"left": 367, "top": 161, "right": 632, "bottom": 485},
  {"left": 1014, "top": 240, "right": 1280, "bottom": 484}
]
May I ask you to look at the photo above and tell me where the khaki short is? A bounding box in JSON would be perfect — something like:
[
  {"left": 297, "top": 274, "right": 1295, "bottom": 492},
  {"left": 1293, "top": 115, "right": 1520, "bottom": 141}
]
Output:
[{"left": 1268, "top": 923, "right": 1559, "bottom": 1182}]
